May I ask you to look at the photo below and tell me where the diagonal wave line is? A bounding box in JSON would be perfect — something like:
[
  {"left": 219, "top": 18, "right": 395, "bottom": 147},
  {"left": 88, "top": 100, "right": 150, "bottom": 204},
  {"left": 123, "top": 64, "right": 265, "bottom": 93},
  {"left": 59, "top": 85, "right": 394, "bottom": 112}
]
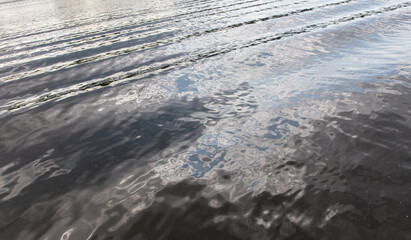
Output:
[
  {"left": 1, "top": 1, "right": 409, "bottom": 116},
  {"left": 0, "top": 0, "right": 289, "bottom": 60},
  {"left": 0, "top": 0, "right": 354, "bottom": 83},
  {"left": 0, "top": 0, "right": 280, "bottom": 51}
]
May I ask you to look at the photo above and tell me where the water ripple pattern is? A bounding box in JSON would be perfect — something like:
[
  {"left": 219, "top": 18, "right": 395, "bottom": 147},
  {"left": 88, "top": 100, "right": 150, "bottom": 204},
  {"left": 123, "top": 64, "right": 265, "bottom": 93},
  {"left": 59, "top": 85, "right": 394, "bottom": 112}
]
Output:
[{"left": 0, "top": 0, "right": 410, "bottom": 239}]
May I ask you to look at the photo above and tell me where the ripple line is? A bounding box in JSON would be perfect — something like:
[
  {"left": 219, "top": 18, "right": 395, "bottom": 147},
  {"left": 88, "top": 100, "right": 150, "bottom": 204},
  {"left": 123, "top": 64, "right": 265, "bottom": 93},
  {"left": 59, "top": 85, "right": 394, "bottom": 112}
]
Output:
[{"left": 2, "top": 1, "right": 408, "bottom": 116}]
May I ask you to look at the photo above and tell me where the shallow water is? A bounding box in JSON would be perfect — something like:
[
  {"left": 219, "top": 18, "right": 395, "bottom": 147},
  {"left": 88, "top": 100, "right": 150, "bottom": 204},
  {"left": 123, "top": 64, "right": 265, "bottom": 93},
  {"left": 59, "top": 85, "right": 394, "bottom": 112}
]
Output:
[{"left": 0, "top": 0, "right": 411, "bottom": 239}]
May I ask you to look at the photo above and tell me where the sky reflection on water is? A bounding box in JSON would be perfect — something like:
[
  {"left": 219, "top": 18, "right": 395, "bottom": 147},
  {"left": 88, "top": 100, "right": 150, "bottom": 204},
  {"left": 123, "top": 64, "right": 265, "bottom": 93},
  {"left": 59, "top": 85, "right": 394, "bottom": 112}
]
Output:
[{"left": 0, "top": 0, "right": 411, "bottom": 239}]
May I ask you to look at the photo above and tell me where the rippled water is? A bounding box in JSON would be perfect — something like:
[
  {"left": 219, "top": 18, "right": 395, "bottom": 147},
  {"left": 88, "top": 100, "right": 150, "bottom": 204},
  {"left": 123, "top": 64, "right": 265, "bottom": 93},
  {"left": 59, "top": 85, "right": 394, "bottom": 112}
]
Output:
[{"left": 1, "top": 0, "right": 411, "bottom": 239}]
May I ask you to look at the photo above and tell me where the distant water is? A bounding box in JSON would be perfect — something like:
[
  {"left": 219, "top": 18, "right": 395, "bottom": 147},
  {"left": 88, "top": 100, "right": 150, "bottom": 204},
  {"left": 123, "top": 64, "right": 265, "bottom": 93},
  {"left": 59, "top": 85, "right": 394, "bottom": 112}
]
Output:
[{"left": 0, "top": 0, "right": 411, "bottom": 239}]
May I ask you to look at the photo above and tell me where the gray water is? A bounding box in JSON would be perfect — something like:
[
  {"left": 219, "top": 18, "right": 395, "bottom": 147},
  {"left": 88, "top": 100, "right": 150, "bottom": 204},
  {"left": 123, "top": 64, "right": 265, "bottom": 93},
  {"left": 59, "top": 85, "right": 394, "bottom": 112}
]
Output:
[{"left": 0, "top": 0, "right": 411, "bottom": 239}]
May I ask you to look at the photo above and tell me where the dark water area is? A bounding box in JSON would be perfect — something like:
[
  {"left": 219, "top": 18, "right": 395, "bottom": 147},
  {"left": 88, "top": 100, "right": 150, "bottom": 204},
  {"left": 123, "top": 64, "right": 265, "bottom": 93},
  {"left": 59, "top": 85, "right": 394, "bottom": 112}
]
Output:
[{"left": 1, "top": 0, "right": 411, "bottom": 239}]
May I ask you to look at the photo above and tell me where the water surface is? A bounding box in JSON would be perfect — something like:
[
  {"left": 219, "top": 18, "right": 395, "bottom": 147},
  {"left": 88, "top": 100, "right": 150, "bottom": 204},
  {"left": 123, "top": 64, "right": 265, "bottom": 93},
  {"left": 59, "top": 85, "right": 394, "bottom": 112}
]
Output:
[{"left": 0, "top": 0, "right": 411, "bottom": 239}]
